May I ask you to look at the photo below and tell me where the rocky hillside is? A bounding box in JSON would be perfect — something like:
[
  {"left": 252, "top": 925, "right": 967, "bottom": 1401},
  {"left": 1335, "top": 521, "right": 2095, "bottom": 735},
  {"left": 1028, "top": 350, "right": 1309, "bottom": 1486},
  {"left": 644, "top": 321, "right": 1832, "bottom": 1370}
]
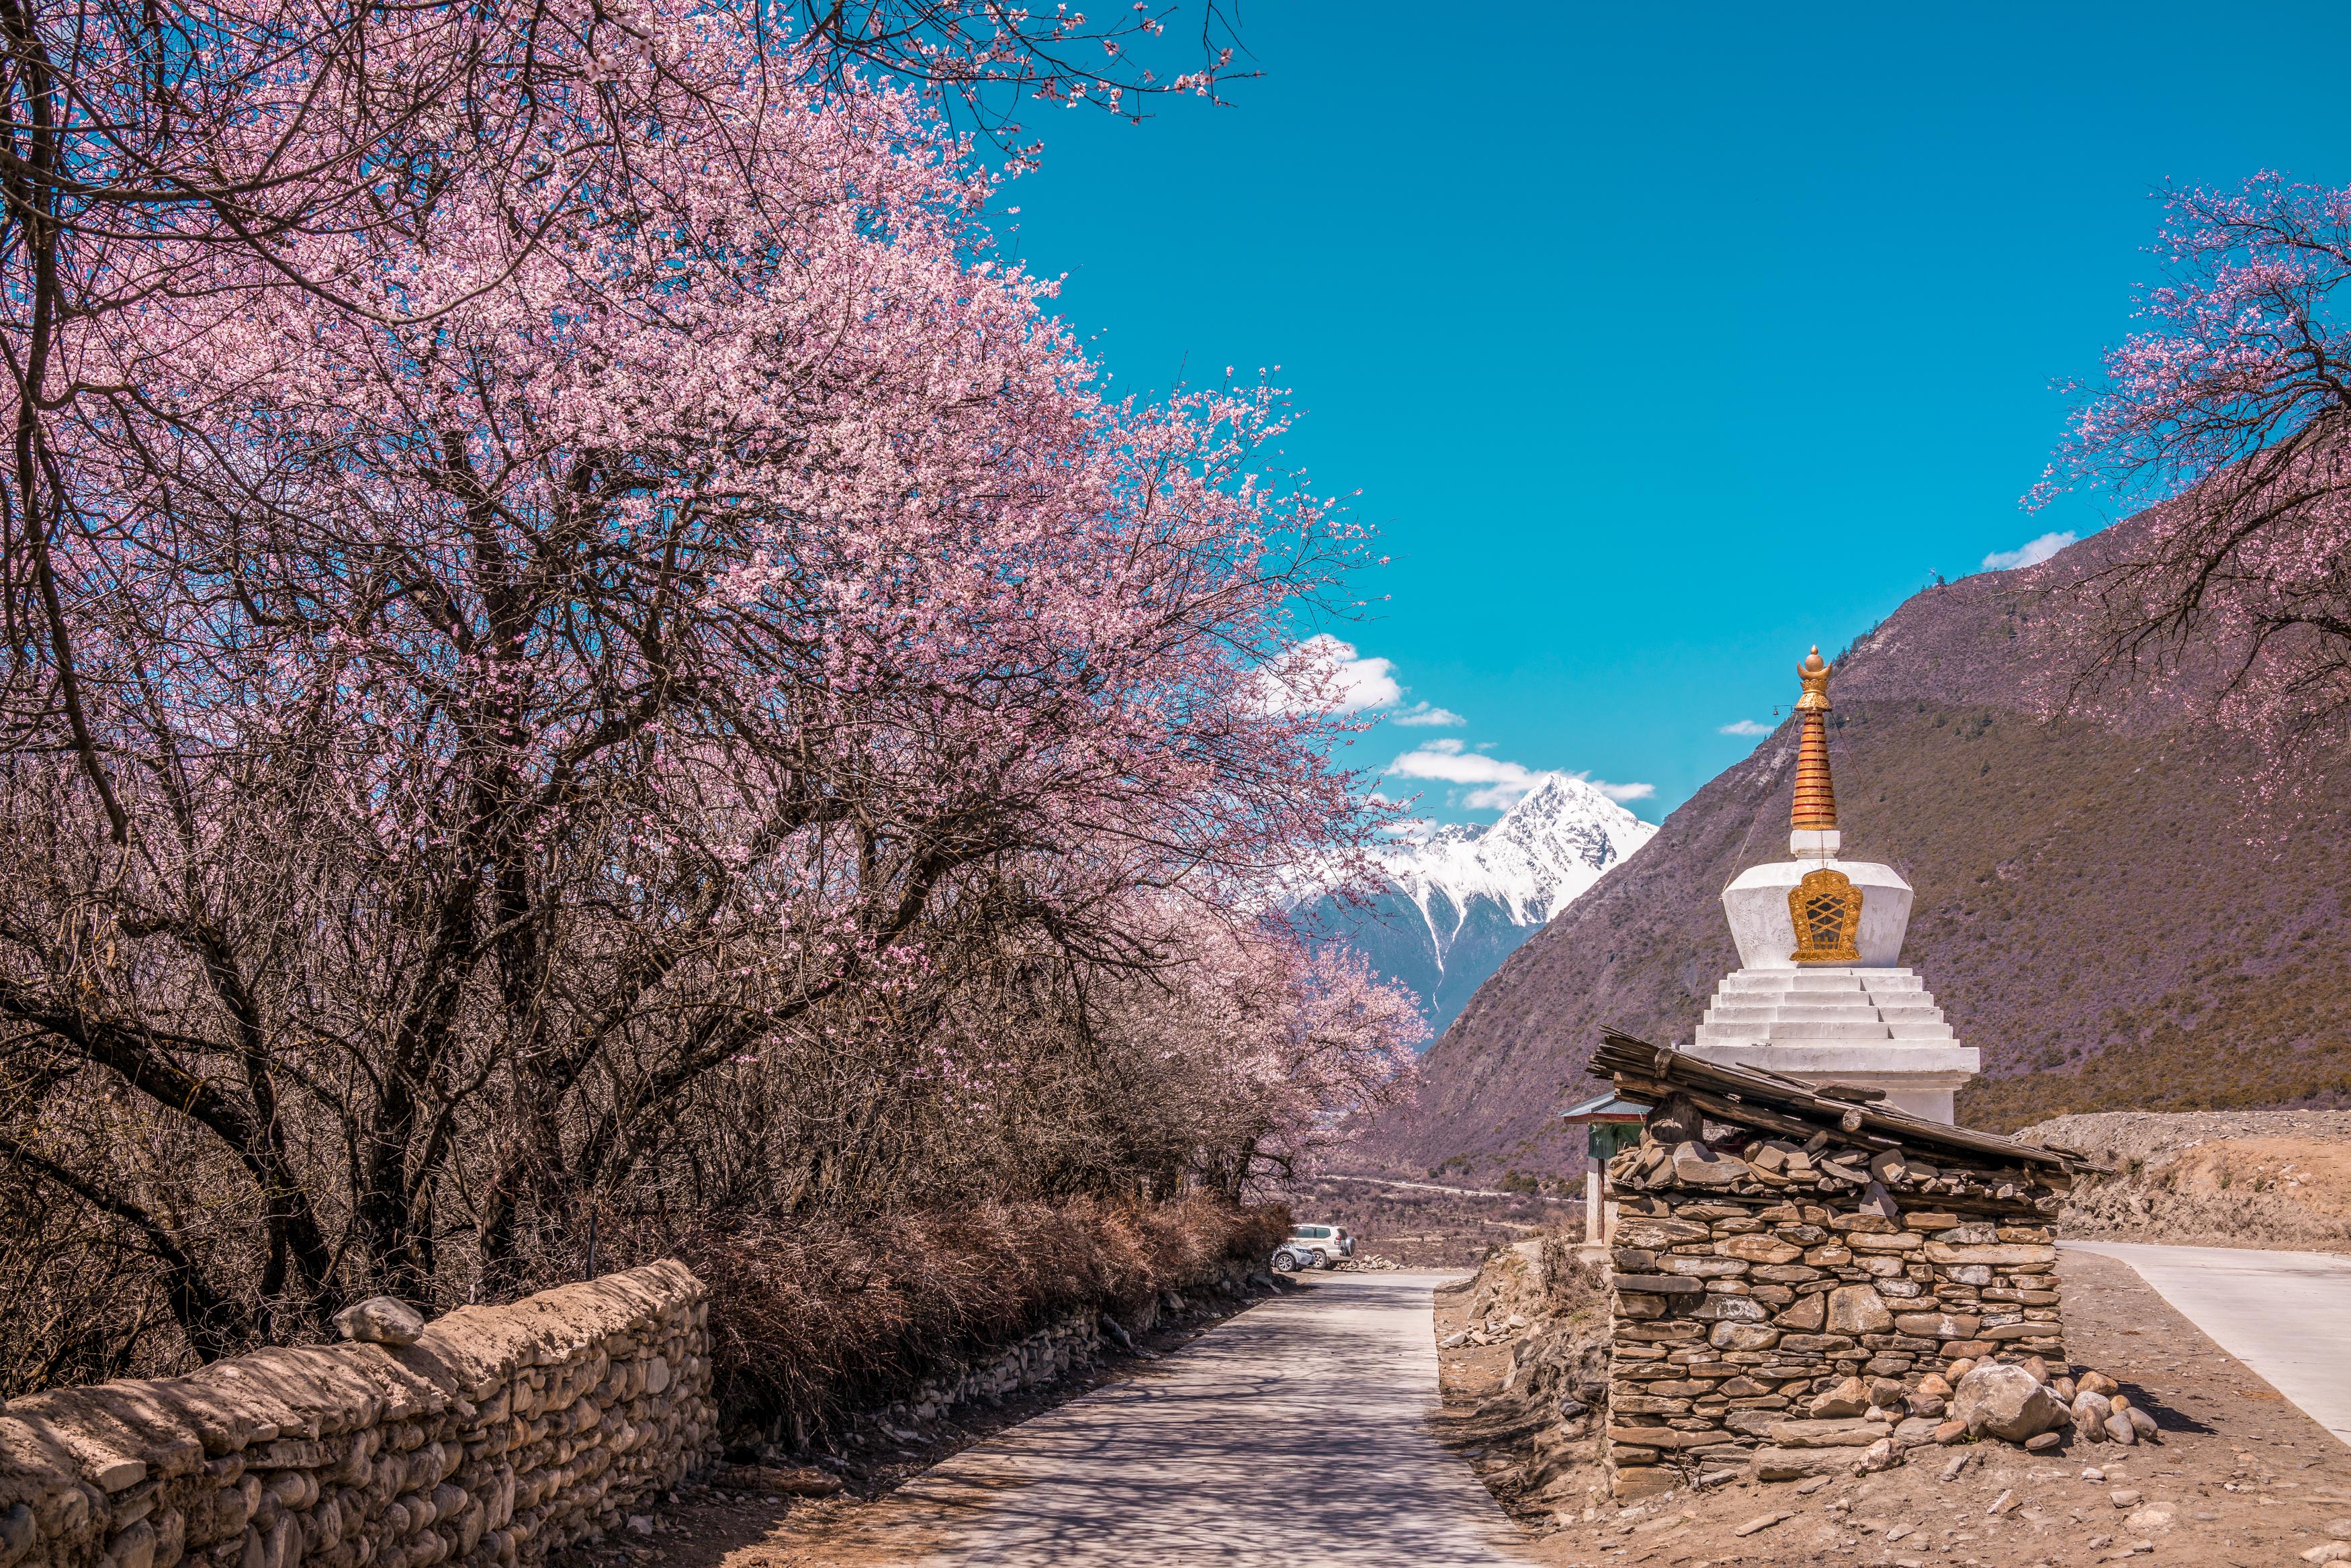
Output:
[
  {"left": 1362, "top": 519, "right": 2351, "bottom": 1181},
  {"left": 2020, "top": 1107, "right": 2351, "bottom": 1253}
]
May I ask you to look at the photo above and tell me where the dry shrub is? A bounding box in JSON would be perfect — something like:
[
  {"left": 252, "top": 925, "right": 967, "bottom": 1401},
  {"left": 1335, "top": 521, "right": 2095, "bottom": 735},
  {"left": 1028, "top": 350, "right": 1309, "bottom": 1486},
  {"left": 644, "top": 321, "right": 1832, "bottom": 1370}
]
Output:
[
  {"left": 1537, "top": 1232, "right": 1607, "bottom": 1319},
  {"left": 664, "top": 1195, "right": 1287, "bottom": 1440}
]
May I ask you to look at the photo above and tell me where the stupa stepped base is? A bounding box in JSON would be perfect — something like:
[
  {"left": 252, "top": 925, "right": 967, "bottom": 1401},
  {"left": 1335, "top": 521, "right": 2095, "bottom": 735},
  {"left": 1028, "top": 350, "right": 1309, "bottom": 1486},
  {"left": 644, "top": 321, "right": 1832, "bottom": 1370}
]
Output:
[{"left": 1686, "top": 966, "right": 1980, "bottom": 1123}]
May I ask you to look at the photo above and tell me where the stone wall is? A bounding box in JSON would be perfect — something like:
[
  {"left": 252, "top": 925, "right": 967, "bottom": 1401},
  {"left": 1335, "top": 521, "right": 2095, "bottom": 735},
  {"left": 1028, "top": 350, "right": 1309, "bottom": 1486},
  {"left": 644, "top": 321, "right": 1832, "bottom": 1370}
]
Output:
[
  {"left": 1601, "top": 1106, "right": 2069, "bottom": 1494},
  {"left": 0, "top": 1262, "right": 716, "bottom": 1568},
  {"left": 870, "top": 1259, "right": 1259, "bottom": 1434}
]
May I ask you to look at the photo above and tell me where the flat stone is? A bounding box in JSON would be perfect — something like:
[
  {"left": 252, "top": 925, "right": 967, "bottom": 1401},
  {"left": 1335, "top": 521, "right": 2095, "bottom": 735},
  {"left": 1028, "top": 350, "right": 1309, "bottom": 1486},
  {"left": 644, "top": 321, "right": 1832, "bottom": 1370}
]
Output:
[
  {"left": 1689, "top": 1296, "right": 1768, "bottom": 1324},
  {"left": 1846, "top": 1231, "right": 1924, "bottom": 1252},
  {"left": 1709, "top": 1322, "right": 1781, "bottom": 1352},
  {"left": 1827, "top": 1212, "right": 1900, "bottom": 1234},
  {"left": 1613, "top": 1274, "right": 1705, "bottom": 1295},
  {"left": 1775, "top": 1293, "right": 1826, "bottom": 1332},
  {"left": 1751, "top": 1264, "right": 1824, "bottom": 1283},
  {"left": 1894, "top": 1312, "right": 1982, "bottom": 1340},
  {"left": 1765, "top": 1418, "right": 1883, "bottom": 1448},
  {"left": 1607, "top": 1426, "right": 1724, "bottom": 1450},
  {"left": 1752, "top": 1446, "right": 1854, "bottom": 1481},
  {"left": 1923, "top": 1241, "right": 2059, "bottom": 1267},
  {"left": 1672, "top": 1143, "right": 1750, "bottom": 1187},
  {"left": 1826, "top": 1285, "right": 1893, "bottom": 1336},
  {"left": 1617, "top": 1217, "right": 1714, "bottom": 1249},
  {"left": 1807, "top": 1378, "right": 1870, "bottom": 1418},
  {"left": 1657, "top": 1255, "right": 1752, "bottom": 1278},
  {"left": 1718, "top": 1235, "right": 1804, "bottom": 1264}
]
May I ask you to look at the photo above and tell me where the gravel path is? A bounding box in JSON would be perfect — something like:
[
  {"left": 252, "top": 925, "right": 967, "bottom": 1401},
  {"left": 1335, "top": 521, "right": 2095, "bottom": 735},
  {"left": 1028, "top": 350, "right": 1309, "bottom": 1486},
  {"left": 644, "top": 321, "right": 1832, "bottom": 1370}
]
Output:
[
  {"left": 2065, "top": 1240, "right": 2351, "bottom": 1450},
  {"left": 889, "top": 1271, "right": 1529, "bottom": 1567}
]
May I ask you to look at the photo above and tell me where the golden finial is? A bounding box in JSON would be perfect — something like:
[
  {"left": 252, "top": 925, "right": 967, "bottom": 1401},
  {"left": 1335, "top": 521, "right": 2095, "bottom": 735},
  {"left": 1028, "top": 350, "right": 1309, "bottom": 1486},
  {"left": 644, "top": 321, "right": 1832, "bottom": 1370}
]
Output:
[
  {"left": 1795, "top": 645, "right": 1832, "bottom": 712},
  {"left": 1790, "top": 645, "right": 1836, "bottom": 833}
]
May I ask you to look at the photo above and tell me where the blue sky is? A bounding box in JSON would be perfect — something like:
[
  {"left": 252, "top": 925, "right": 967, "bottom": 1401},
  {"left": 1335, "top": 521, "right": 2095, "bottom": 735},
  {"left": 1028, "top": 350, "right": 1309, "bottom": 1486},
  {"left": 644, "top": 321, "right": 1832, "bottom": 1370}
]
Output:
[{"left": 995, "top": 0, "right": 2351, "bottom": 823}]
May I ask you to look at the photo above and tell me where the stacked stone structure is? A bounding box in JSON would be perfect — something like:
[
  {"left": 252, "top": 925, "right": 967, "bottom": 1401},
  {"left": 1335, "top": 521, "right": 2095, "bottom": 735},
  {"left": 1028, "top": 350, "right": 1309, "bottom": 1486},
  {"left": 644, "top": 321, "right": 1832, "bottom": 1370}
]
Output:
[
  {"left": 1592, "top": 1031, "right": 2094, "bottom": 1494},
  {"left": 0, "top": 1262, "right": 715, "bottom": 1568}
]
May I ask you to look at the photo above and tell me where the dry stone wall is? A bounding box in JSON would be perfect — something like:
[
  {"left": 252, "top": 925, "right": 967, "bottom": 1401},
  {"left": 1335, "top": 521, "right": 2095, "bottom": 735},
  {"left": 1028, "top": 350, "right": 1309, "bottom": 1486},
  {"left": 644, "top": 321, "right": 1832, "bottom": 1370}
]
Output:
[
  {"left": 872, "top": 1260, "right": 1259, "bottom": 1433},
  {"left": 1600, "top": 1098, "right": 2070, "bottom": 1495},
  {"left": 0, "top": 1262, "right": 715, "bottom": 1568}
]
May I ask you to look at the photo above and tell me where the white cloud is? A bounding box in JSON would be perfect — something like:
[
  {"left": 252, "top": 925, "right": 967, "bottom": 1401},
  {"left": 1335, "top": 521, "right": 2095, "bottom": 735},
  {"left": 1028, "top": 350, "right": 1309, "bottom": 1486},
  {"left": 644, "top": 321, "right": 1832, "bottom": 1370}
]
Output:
[
  {"left": 1719, "top": 719, "right": 1773, "bottom": 737},
  {"left": 1390, "top": 701, "right": 1468, "bottom": 727},
  {"left": 1982, "top": 531, "right": 2076, "bottom": 571},
  {"left": 1387, "top": 739, "right": 1544, "bottom": 809},
  {"left": 1259, "top": 634, "right": 1401, "bottom": 715},
  {"left": 1386, "top": 739, "right": 1652, "bottom": 811}
]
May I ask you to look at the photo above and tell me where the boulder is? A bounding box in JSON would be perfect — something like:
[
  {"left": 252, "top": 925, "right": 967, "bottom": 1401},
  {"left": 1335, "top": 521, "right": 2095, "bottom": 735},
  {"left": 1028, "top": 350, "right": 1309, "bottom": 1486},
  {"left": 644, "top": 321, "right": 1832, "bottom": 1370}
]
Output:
[
  {"left": 332, "top": 1297, "right": 426, "bottom": 1346},
  {"left": 1953, "top": 1363, "right": 2068, "bottom": 1444}
]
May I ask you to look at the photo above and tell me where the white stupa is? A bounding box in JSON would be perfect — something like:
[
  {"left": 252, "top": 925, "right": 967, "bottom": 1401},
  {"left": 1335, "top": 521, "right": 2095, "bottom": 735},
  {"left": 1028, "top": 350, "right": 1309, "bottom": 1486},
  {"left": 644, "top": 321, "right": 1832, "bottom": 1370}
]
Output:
[{"left": 1685, "top": 647, "right": 1980, "bottom": 1122}]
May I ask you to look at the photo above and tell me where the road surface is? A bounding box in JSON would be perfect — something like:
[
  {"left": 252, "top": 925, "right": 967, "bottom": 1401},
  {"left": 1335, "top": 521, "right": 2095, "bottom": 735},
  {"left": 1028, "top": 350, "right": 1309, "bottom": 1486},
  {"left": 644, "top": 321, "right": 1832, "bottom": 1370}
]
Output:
[
  {"left": 892, "top": 1271, "right": 1529, "bottom": 1567},
  {"left": 2065, "top": 1240, "right": 2351, "bottom": 1448}
]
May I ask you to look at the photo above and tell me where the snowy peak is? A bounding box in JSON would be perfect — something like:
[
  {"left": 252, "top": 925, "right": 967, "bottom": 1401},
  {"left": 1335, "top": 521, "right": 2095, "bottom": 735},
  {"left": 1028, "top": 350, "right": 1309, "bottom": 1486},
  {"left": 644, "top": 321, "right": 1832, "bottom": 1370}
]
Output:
[{"left": 1382, "top": 774, "right": 1656, "bottom": 938}]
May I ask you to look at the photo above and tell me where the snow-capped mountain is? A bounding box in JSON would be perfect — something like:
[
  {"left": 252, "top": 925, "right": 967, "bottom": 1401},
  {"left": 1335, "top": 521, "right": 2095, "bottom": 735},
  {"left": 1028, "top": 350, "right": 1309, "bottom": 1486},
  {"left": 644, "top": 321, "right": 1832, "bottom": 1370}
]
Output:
[{"left": 1308, "top": 774, "right": 1658, "bottom": 1036}]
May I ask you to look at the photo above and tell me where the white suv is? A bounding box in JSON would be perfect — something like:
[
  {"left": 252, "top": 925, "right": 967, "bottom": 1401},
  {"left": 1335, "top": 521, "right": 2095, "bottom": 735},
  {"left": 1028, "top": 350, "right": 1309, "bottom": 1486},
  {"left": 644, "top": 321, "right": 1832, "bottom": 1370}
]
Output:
[{"left": 1286, "top": 1224, "right": 1355, "bottom": 1268}]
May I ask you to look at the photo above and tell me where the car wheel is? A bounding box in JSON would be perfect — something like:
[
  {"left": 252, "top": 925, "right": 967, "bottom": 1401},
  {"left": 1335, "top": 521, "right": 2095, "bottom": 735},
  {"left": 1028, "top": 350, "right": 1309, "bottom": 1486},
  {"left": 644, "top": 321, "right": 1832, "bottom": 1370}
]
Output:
[{"left": 1272, "top": 1251, "right": 1299, "bottom": 1273}]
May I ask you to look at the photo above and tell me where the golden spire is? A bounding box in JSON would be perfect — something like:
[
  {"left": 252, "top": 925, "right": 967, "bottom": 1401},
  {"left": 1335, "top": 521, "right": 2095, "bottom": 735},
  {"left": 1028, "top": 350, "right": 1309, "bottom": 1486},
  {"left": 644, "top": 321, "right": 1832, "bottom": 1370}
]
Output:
[{"left": 1790, "top": 645, "right": 1836, "bottom": 833}]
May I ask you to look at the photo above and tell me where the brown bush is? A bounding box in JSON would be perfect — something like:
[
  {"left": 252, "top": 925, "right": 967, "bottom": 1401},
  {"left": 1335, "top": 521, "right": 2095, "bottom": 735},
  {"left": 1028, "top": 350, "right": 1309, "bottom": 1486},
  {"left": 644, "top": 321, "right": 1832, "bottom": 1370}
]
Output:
[{"left": 653, "top": 1195, "right": 1286, "bottom": 1438}]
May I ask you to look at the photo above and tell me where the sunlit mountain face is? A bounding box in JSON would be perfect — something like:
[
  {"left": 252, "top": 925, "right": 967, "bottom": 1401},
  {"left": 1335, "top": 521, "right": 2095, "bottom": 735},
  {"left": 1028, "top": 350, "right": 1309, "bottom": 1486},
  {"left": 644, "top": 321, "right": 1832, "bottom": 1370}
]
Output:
[{"left": 1305, "top": 774, "right": 1656, "bottom": 1035}]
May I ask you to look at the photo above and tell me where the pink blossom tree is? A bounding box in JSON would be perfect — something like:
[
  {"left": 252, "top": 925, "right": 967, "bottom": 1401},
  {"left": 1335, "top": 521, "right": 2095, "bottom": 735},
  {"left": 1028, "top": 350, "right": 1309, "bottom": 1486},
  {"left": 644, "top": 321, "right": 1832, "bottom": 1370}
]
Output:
[
  {"left": 0, "top": 1, "right": 1382, "bottom": 1363},
  {"left": 2036, "top": 174, "right": 2351, "bottom": 746},
  {"left": 0, "top": 0, "right": 1245, "bottom": 844}
]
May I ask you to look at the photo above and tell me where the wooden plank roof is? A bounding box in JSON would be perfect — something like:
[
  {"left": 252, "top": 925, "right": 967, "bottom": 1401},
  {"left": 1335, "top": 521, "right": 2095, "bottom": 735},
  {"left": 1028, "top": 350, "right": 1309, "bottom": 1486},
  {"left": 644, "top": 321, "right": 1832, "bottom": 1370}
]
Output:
[{"left": 1590, "top": 1026, "right": 2101, "bottom": 1174}]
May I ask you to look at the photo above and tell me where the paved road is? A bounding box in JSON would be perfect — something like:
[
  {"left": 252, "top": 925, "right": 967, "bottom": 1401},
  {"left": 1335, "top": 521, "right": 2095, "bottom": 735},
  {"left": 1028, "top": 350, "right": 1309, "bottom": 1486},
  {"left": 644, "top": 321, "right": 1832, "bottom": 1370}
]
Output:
[
  {"left": 2065, "top": 1241, "right": 2351, "bottom": 1448},
  {"left": 895, "top": 1272, "right": 1529, "bottom": 1567}
]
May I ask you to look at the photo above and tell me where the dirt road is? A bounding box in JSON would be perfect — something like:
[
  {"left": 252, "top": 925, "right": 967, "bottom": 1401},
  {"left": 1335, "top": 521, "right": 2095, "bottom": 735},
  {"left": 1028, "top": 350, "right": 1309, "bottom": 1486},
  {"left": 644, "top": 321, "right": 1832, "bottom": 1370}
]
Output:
[
  {"left": 2065, "top": 1239, "right": 2351, "bottom": 1450},
  {"left": 871, "top": 1271, "right": 1526, "bottom": 1566}
]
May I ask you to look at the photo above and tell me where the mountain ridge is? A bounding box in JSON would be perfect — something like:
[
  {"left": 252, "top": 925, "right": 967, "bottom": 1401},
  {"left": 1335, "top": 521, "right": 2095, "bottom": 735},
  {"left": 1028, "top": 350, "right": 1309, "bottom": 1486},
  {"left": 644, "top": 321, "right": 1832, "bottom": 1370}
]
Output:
[{"left": 1308, "top": 774, "right": 1655, "bottom": 1034}]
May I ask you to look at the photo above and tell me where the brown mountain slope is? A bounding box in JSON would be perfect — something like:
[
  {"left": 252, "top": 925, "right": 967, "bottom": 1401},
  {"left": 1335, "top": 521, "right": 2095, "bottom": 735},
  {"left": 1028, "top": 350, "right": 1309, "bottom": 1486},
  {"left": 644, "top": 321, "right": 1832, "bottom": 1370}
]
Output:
[{"left": 1367, "top": 541, "right": 2351, "bottom": 1181}]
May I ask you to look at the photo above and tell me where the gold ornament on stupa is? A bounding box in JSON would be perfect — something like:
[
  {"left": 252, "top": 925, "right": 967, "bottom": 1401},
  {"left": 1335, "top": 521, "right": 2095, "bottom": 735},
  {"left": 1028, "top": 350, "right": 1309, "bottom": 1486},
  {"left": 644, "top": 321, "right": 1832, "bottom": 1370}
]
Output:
[
  {"left": 1785, "top": 646, "right": 1860, "bottom": 962},
  {"left": 1790, "top": 646, "right": 1837, "bottom": 833}
]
